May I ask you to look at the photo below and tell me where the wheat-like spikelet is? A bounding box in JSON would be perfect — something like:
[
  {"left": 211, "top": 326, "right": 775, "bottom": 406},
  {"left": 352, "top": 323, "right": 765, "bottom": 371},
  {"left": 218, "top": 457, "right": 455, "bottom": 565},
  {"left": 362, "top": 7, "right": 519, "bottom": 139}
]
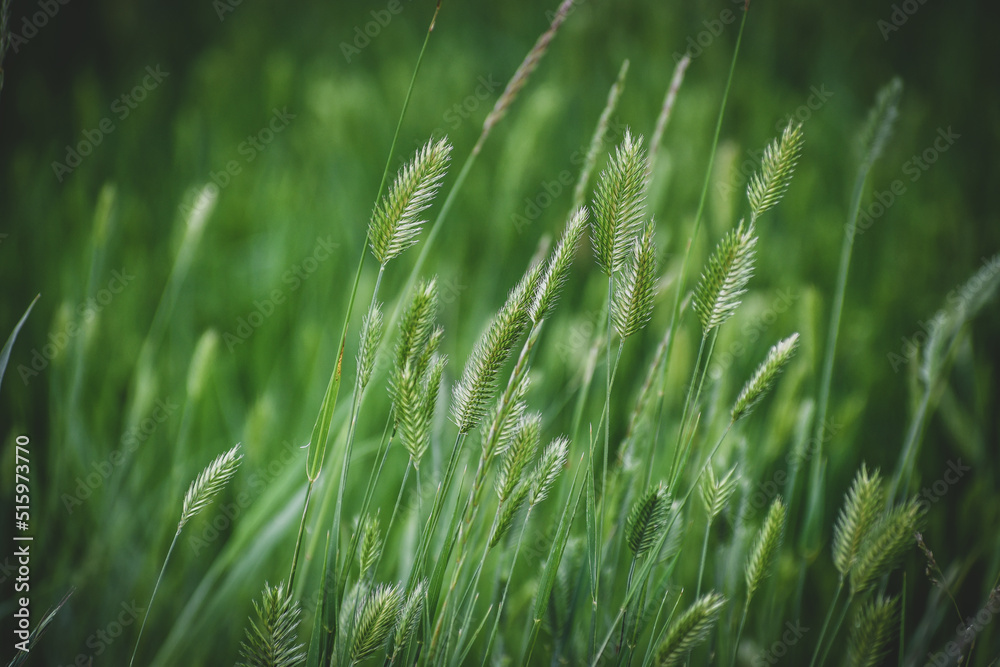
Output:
[
  {"left": 392, "top": 354, "right": 445, "bottom": 468},
  {"left": 531, "top": 207, "right": 588, "bottom": 322},
  {"left": 452, "top": 262, "right": 542, "bottom": 434},
  {"left": 179, "top": 443, "right": 242, "bottom": 530},
  {"left": 747, "top": 120, "right": 804, "bottom": 222},
  {"left": 391, "top": 280, "right": 444, "bottom": 466},
  {"left": 654, "top": 592, "right": 727, "bottom": 666},
  {"left": 626, "top": 484, "right": 671, "bottom": 557},
  {"left": 237, "top": 581, "right": 306, "bottom": 667},
  {"left": 390, "top": 580, "right": 425, "bottom": 664},
  {"left": 833, "top": 464, "right": 885, "bottom": 577},
  {"left": 745, "top": 497, "right": 786, "bottom": 599},
  {"left": 858, "top": 78, "right": 903, "bottom": 168},
  {"left": 731, "top": 333, "right": 799, "bottom": 421},
  {"left": 359, "top": 514, "right": 382, "bottom": 577},
  {"left": 369, "top": 138, "right": 452, "bottom": 265},
  {"left": 482, "top": 373, "right": 530, "bottom": 461},
  {"left": 591, "top": 130, "right": 649, "bottom": 276},
  {"left": 357, "top": 304, "right": 383, "bottom": 390},
  {"left": 351, "top": 583, "right": 404, "bottom": 662},
  {"left": 394, "top": 278, "right": 438, "bottom": 377},
  {"left": 921, "top": 253, "right": 1000, "bottom": 385},
  {"left": 491, "top": 484, "right": 529, "bottom": 548},
  {"left": 691, "top": 219, "right": 757, "bottom": 334},
  {"left": 846, "top": 595, "right": 898, "bottom": 667},
  {"left": 496, "top": 414, "right": 541, "bottom": 503},
  {"left": 700, "top": 464, "right": 739, "bottom": 521},
  {"left": 612, "top": 220, "right": 658, "bottom": 339},
  {"left": 850, "top": 498, "right": 922, "bottom": 595},
  {"left": 529, "top": 437, "right": 569, "bottom": 505}
]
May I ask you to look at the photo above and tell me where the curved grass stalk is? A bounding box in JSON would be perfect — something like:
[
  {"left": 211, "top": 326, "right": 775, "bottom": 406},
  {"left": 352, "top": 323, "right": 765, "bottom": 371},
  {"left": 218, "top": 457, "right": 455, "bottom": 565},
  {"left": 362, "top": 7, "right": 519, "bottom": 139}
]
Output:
[{"left": 290, "top": 1, "right": 442, "bottom": 598}]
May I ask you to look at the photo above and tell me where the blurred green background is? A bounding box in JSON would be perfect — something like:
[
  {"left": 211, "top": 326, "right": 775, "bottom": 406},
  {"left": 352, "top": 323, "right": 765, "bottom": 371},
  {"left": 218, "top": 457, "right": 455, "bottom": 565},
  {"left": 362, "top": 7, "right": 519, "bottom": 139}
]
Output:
[{"left": 1, "top": 0, "right": 998, "bottom": 664}]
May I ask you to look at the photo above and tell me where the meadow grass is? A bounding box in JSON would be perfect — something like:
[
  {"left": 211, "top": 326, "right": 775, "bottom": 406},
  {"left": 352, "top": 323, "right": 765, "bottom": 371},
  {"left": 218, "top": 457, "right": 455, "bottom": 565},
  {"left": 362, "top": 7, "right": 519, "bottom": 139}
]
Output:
[{"left": 2, "top": 1, "right": 999, "bottom": 666}]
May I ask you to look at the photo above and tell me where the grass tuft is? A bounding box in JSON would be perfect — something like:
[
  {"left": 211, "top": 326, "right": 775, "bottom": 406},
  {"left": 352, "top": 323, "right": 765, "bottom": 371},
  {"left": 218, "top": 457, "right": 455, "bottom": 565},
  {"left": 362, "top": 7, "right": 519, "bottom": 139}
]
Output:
[
  {"left": 369, "top": 137, "right": 453, "bottom": 266},
  {"left": 691, "top": 219, "right": 758, "bottom": 334},
  {"left": 237, "top": 581, "right": 307, "bottom": 667}
]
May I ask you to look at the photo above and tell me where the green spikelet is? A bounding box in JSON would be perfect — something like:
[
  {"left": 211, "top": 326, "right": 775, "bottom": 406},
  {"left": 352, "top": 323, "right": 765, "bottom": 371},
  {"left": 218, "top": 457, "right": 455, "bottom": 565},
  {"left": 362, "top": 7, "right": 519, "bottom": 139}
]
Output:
[
  {"left": 394, "top": 278, "right": 438, "bottom": 379},
  {"left": 491, "top": 484, "right": 529, "bottom": 548},
  {"left": 452, "top": 262, "right": 543, "bottom": 434},
  {"left": 626, "top": 484, "right": 671, "bottom": 557},
  {"left": 390, "top": 581, "right": 426, "bottom": 663},
  {"left": 179, "top": 444, "right": 242, "bottom": 530},
  {"left": 747, "top": 120, "right": 804, "bottom": 222},
  {"left": 351, "top": 583, "right": 404, "bottom": 662},
  {"left": 745, "top": 497, "right": 786, "bottom": 600},
  {"left": 482, "top": 372, "right": 530, "bottom": 461},
  {"left": 357, "top": 304, "right": 383, "bottom": 390},
  {"left": 532, "top": 206, "right": 589, "bottom": 322},
  {"left": 699, "top": 465, "right": 739, "bottom": 521},
  {"left": 612, "top": 220, "right": 658, "bottom": 339},
  {"left": 591, "top": 129, "right": 649, "bottom": 276},
  {"left": 691, "top": 220, "right": 757, "bottom": 334},
  {"left": 369, "top": 137, "right": 452, "bottom": 265},
  {"left": 858, "top": 78, "right": 903, "bottom": 168},
  {"left": 496, "top": 414, "right": 541, "bottom": 503},
  {"left": 846, "top": 595, "right": 898, "bottom": 667},
  {"left": 654, "top": 592, "right": 727, "bottom": 666},
  {"left": 359, "top": 514, "right": 382, "bottom": 577},
  {"left": 237, "top": 581, "right": 306, "bottom": 667},
  {"left": 850, "top": 498, "right": 923, "bottom": 595},
  {"left": 731, "top": 333, "right": 799, "bottom": 421},
  {"left": 833, "top": 464, "right": 885, "bottom": 577},
  {"left": 529, "top": 437, "right": 569, "bottom": 505}
]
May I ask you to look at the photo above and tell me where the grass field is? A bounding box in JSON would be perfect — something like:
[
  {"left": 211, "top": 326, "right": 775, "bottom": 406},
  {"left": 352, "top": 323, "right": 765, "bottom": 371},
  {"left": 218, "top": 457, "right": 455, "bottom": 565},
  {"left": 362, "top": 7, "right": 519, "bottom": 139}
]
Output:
[{"left": 1, "top": 1, "right": 999, "bottom": 665}]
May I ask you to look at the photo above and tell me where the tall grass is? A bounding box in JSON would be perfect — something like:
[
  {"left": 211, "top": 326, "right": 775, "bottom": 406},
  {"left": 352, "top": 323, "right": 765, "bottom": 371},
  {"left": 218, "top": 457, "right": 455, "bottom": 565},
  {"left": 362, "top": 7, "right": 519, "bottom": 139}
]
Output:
[{"left": 3, "top": 2, "right": 998, "bottom": 666}]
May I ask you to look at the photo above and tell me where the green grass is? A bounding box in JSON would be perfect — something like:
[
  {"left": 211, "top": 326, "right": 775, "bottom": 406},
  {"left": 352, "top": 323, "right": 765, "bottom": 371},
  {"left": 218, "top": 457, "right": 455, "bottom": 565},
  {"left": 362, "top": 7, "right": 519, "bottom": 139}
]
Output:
[{"left": 2, "top": 1, "right": 999, "bottom": 665}]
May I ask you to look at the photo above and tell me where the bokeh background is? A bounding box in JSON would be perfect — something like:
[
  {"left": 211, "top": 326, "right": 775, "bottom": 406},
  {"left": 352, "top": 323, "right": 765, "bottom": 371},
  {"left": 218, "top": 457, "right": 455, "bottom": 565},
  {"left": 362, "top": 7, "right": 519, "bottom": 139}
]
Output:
[{"left": 1, "top": 0, "right": 998, "bottom": 664}]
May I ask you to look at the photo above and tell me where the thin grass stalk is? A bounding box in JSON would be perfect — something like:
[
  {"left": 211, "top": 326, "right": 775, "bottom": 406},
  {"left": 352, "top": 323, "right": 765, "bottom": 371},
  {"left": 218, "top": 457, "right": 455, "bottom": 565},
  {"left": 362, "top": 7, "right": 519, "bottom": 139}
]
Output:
[
  {"left": 292, "top": 2, "right": 441, "bottom": 594},
  {"left": 395, "top": 0, "right": 575, "bottom": 340},
  {"left": 817, "top": 591, "right": 854, "bottom": 667},
  {"left": 479, "top": 506, "right": 534, "bottom": 664},
  {"left": 651, "top": 4, "right": 748, "bottom": 476},
  {"left": 129, "top": 534, "right": 178, "bottom": 667},
  {"left": 338, "top": 409, "right": 397, "bottom": 596}
]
